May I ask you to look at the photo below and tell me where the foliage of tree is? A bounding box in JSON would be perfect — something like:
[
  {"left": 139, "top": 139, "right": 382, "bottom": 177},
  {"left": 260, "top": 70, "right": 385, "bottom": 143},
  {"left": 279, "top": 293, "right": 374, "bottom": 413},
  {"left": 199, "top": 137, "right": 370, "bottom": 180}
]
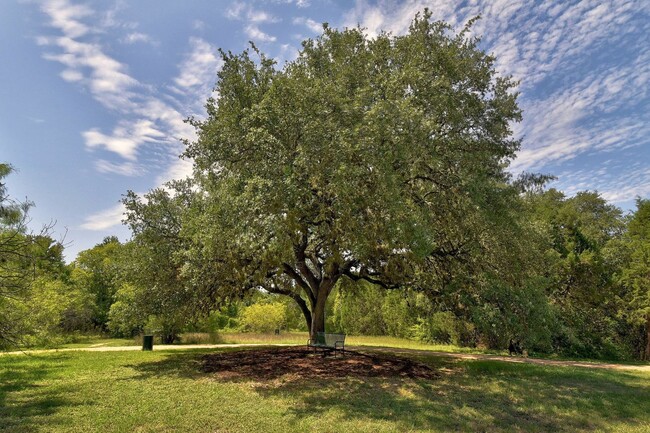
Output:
[
  {"left": 181, "top": 11, "right": 523, "bottom": 338},
  {"left": 526, "top": 190, "right": 629, "bottom": 358},
  {"left": 619, "top": 199, "right": 650, "bottom": 359},
  {"left": 117, "top": 182, "right": 208, "bottom": 343},
  {"left": 240, "top": 302, "right": 287, "bottom": 333},
  {"left": 0, "top": 163, "right": 37, "bottom": 347},
  {"left": 73, "top": 236, "right": 124, "bottom": 330},
  {"left": 0, "top": 164, "right": 83, "bottom": 348}
]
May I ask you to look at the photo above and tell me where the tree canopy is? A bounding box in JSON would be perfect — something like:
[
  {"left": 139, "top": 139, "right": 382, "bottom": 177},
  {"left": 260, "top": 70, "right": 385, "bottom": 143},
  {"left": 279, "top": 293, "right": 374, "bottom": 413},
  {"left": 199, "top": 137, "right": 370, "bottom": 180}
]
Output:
[{"left": 176, "top": 11, "right": 523, "bottom": 337}]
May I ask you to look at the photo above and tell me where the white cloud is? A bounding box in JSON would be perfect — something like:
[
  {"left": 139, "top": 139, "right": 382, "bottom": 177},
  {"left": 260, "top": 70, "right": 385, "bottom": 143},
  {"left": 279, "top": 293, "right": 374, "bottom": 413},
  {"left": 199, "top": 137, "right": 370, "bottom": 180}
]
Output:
[
  {"left": 511, "top": 51, "right": 650, "bottom": 172},
  {"left": 38, "top": 0, "right": 202, "bottom": 177},
  {"left": 225, "top": 2, "right": 246, "bottom": 20},
  {"left": 226, "top": 2, "right": 279, "bottom": 23},
  {"left": 292, "top": 16, "right": 322, "bottom": 33},
  {"left": 172, "top": 37, "right": 221, "bottom": 94},
  {"left": 41, "top": 0, "right": 92, "bottom": 38},
  {"left": 155, "top": 158, "right": 194, "bottom": 186},
  {"left": 275, "top": 43, "right": 299, "bottom": 64},
  {"left": 59, "top": 68, "right": 83, "bottom": 82},
  {"left": 42, "top": 33, "right": 139, "bottom": 112},
  {"left": 225, "top": 2, "right": 279, "bottom": 42},
  {"left": 248, "top": 10, "right": 280, "bottom": 23},
  {"left": 270, "top": 0, "right": 310, "bottom": 7},
  {"left": 343, "top": 0, "right": 450, "bottom": 38},
  {"left": 80, "top": 202, "right": 125, "bottom": 231},
  {"left": 83, "top": 120, "right": 166, "bottom": 161},
  {"left": 95, "top": 160, "right": 144, "bottom": 177},
  {"left": 245, "top": 24, "right": 277, "bottom": 42},
  {"left": 120, "top": 32, "right": 154, "bottom": 45},
  {"left": 551, "top": 161, "right": 650, "bottom": 206},
  {"left": 100, "top": 0, "right": 139, "bottom": 30}
]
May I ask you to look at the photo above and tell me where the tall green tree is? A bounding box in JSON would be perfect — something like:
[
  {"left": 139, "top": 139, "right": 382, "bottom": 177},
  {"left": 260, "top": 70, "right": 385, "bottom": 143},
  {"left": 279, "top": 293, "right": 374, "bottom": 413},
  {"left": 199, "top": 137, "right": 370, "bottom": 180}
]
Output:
[
  {"left": 0, "top": 163, "right": 77, "bottom": 347},
  {"left": 181, "top": 12, "right": 523, "bottom": 338},
  {"left": 118, "top": 181, "right": 207, "bottom": 343},
  {"left": 527, "top": 189, "right": 627, "bottom": 357},
  {"left": 0, "top": 163, "right": 34, "bottom": 347},
  {"left": 73, "top": 236, "right": 124, "bottom": 330},
  {"left": 620, "top": 199, "right": 650, "bottom": 359}
]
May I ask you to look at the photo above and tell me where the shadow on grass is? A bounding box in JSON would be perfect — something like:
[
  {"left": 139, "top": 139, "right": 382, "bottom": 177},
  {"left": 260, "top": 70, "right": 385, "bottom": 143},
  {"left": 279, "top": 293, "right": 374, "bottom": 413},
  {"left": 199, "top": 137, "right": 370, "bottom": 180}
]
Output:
[
  {"left": 0, "top": 355, "right": 81, "bottom": 433},
  {"left": 123, "top": 347, "right": 267, "bottom": 382},
  {"left": 130, "top": 349, "right": 650, "bottom": 432},
  {"left": 272, "top": 366, "right": 649, "bottom": 432}
]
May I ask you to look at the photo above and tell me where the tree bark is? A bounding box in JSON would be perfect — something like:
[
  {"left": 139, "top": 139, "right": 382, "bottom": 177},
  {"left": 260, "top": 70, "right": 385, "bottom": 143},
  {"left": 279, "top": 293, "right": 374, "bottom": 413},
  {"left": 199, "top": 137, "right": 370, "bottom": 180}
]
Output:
[
  {"left": 310, "top": 294, "right": 327, "bottom": 339},
  {"left": 294, "top": 296, "right": 312, "bottom": 333}
]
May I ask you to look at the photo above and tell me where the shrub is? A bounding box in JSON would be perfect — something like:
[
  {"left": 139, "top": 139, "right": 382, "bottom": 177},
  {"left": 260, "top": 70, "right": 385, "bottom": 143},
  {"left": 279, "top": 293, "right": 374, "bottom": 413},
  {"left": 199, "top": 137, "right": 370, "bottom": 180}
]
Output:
[{"left": 240, "top": 303, "right": 286, "bottom": 333}]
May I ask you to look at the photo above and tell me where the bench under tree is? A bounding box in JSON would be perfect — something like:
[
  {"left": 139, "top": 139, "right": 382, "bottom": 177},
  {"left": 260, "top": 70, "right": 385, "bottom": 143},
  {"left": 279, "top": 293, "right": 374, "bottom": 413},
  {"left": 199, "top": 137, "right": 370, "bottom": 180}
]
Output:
[{"left": 307, "top": 332, "right": 346, "bottom": 356}]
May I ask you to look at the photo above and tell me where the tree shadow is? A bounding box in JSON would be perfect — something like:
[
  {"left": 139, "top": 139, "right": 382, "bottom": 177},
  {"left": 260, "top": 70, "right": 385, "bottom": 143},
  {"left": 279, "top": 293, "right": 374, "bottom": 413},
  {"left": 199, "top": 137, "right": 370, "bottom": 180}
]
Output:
[
  {"left": 0, "top": 355, "right": 82, "bottom": 433},
  {"left": 129, "top": 349, "right": 650, "bottom": 432},
  {"left": 264, "top": 360, "right": 650, "bottom": 432}
]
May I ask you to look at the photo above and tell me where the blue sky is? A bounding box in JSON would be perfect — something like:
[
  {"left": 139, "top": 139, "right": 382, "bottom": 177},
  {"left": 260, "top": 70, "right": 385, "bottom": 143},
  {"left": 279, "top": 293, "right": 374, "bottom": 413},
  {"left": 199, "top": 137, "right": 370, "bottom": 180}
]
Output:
[{"left": 1, "top": 0, "right": 649, "bottom": 260}]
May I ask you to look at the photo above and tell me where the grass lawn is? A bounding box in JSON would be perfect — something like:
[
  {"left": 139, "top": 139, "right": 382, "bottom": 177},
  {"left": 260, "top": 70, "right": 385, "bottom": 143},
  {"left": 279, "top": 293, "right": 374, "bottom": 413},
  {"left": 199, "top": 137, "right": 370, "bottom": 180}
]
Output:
[
  {"left": 173, "top": 332, "right": 507, "bottom": 355},
  {"left": 1, "top": 347, "right": 649, "bottom": 432}
]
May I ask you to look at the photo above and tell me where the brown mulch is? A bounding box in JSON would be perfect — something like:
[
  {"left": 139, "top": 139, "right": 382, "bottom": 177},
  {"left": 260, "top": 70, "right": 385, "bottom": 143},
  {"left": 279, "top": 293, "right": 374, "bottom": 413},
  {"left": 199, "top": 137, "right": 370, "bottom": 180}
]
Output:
[{"left": 200, "top": 346, "right": 439, "bottom": 381}]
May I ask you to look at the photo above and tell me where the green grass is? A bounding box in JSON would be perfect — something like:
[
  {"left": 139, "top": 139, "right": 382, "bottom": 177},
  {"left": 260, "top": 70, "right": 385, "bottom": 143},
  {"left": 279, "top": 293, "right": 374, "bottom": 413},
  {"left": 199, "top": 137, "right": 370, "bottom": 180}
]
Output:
[
  {"left": 345, "top": 335, "right": 505, "bottom": 354},
  {"left": 57, "top": 337, "right": 139, "bottom": 348},
  {"left": 179, "top": 332, "right": 505, "bottom": 354},
  {"left": 193, "top": 331, "right": 310, "bottom": 345},
  {"left": 1, "top": 347, "right": 649, "bottom": 432}
]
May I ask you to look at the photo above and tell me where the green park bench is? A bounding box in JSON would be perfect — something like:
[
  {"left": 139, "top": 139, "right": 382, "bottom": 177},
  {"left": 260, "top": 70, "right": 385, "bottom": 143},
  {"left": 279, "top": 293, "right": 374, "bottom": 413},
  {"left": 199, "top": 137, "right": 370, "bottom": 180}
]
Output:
[{"left": 307, "top": 332, "right": 346, "bottom": 357}]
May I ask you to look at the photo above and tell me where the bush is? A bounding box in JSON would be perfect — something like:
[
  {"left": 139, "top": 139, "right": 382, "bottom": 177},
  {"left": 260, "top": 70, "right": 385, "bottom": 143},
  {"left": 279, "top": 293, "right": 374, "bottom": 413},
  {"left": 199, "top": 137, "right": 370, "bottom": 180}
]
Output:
[
  {"left": 240, "top": 303, "right": 286, "bottom": 333},
  {"left": 408, "top": 312, "right": 464, "bottom": 345}
]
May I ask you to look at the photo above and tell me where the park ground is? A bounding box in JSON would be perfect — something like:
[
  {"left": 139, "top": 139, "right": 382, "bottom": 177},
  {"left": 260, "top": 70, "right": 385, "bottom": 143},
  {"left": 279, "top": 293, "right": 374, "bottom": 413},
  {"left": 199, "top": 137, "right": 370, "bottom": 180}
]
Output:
[{"left": 2, "top": 334, "right": 650, "bottom": 433}]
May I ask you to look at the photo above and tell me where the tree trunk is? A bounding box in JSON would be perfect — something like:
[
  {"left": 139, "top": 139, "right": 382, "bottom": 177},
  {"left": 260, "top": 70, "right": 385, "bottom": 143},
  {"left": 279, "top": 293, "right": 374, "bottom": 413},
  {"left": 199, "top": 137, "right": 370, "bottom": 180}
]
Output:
[
  {"left": 645, "top": 315, "right": 650, "bottom": 361},
  {"left": 290, "top": 295, "right": 312, "bottom": 335},
  {"left": 310, "top": 295, "right": 327, "bottom": 340}
]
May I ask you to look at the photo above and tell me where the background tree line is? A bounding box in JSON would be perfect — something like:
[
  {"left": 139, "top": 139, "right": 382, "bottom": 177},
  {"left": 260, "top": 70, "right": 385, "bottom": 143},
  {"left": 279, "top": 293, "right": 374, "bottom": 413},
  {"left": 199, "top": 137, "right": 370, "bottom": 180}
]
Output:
[{"left": 2, "top": 158, "right": 649, "bottom": 359}]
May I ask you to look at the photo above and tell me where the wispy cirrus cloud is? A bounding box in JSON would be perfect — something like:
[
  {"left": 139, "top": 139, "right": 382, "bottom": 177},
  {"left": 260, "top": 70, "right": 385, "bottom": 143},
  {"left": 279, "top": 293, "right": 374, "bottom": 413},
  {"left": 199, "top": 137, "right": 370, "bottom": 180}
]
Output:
[
  {"left": 94, "top": 159, "right": 144, "bottom": 177},
  {"left": 292, "top": 16, "right": 322, "bottom": 33},
  {"left": 245, "top": 24, "right": 277, "bottom": 42},
  {"left": 41, "top": 0, "right": 92, "bottom": 38},
  {"left": 79, "top": 202, "right": 126, "bottom": 230},
  {"left": 552, "top": 160, "right": 650, "bottom": 206},
  {"left": 511, "top": 48, "right": 650, "bottom": 172},
  {"left": 225, "top": 1, "right": 279, "bottom": 42},
  {"left": 120, "top": 32, "right": 155, "bottom": 45},
  {"left": 38, "top": 0, "right": 197, "bottom": 161},
  {"left": 36, "top": 0, "right": 218, "bottom": 230},
  {"left": 171, "top": 37, "right": 222, "bottom": 96},
  {"left": 82, "top": 120, "right": 166, "bottom": 161}
]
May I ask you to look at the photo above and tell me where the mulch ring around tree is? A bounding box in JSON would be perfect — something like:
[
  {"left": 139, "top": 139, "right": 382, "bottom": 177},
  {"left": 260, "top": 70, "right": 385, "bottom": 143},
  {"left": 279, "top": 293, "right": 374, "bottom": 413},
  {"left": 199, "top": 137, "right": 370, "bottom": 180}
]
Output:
[{"left": 200, "top": 346, "right": 439, "bottom": 381}]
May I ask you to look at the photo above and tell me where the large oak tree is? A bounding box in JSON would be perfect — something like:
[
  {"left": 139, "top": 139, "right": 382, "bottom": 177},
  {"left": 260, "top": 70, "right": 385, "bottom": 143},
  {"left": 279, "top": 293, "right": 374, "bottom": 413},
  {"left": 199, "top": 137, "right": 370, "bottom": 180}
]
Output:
[{"left": 172, "top": 12, "right": 523, "bottom": 338}]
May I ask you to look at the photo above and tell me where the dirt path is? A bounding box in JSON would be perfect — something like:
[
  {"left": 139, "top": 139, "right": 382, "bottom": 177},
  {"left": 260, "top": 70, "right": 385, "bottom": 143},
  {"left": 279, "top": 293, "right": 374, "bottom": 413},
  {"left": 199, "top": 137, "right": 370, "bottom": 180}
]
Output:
[
  {"left": 1, "top": 343, "right": 296, "bottom": 356},
  {"left": 4, "top": 343, "right": 649, "bottom": 372}
]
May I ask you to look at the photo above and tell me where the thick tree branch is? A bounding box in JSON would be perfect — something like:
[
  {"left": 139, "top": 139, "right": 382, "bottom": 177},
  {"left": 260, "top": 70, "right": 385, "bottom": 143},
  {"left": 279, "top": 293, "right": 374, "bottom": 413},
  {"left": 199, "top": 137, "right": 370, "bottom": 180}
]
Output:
[
  {"left": 266, "top": 283, "right": 312, "bottom": 330},
  {"left": 293, "top": 231, "right": 321, "bottom": 292},
  {"left": 282, "top": 263, "right": 316, "bottom": 305},
  {"left": 343, "top": 268, "right": 401, "bottom": 290}
]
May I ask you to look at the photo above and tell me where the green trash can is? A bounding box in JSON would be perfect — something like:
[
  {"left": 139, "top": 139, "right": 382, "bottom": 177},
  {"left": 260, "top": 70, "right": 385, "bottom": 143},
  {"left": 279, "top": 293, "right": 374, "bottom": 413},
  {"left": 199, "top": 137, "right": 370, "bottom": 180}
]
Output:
[{"left": 142, "top": 335, "right": 154, "bottom": 351}]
